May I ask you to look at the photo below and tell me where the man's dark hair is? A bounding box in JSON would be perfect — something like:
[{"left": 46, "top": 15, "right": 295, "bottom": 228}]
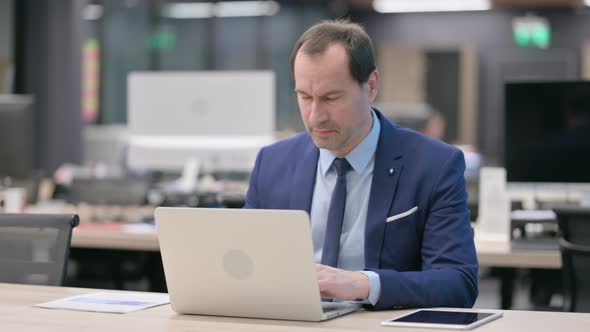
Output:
[{"left": 290, "top": 19, "right": 376, "bottom": 84}]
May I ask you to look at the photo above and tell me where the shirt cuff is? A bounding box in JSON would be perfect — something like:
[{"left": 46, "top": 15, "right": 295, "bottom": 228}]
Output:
[{"left": 359, "top": 270, "right": 381, "bottom": 306}]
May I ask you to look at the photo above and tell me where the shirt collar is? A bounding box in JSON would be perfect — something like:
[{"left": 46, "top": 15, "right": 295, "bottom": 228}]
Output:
[{"left": 319, "top": 108, "right": 381, "bottom": 176}]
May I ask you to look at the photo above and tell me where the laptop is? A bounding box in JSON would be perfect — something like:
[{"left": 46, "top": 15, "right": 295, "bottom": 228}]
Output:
[{"left": 154, "top": 207, "right": 361, "bottom": 321}]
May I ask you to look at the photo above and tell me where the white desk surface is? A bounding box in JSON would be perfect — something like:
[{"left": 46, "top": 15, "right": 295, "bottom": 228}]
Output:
[{"left": 1, "top": 283, "right": 589, "bottom": 332}]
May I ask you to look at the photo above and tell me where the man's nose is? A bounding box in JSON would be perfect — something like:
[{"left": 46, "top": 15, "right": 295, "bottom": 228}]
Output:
[{"left": 309, "top": 100, "right": 329, "bottom": 124}]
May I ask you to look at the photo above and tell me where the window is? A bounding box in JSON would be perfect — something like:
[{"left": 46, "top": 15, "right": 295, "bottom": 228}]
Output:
[{"left": 83, "top": 0, "right": 332, "bottom": 132}]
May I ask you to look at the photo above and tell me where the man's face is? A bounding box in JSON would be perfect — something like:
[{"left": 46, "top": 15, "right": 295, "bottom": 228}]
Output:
[{"left": 294, "top": 43, "right": 378, "bottom": 157}]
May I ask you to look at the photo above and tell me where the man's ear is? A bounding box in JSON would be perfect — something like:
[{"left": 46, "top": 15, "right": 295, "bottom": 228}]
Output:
[{"left": 367, "top": 70, "right": 379, "bottom": 103}]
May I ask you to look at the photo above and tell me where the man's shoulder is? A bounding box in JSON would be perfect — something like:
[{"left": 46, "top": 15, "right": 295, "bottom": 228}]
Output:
[{"left": 382, "top": 119, "right": 460, "bottom": 158}]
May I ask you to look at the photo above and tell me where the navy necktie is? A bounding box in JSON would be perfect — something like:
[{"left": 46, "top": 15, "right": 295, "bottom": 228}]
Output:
[{"left": 321, "top": 157, "right": 352, "bottom": 267}]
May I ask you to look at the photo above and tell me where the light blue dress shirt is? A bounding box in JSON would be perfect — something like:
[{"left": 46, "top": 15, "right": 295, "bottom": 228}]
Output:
[{"left": 310, "top": 109, "right": 381, "bottom": 305}]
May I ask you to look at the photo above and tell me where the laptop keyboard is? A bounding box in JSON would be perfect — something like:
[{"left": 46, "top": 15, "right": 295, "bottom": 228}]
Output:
[{"left": 321, "top": 301, "right": 357, "bottom": 313}]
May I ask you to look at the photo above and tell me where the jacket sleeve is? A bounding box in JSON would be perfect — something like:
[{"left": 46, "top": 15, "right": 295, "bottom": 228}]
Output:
[{"left": 366, "top": 149, "right": 479, "bottom": 310}]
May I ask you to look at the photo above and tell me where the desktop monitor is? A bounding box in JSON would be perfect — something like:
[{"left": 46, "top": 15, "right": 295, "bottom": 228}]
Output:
[
  {"left": 0, "top": 95, "right": 34, "bottom": 179},
  {"left": 504, "top": 81, "right": 590, "bottom": 183},
  {"left": 127, "top": 71, "right": 275, "bottom": 172}
]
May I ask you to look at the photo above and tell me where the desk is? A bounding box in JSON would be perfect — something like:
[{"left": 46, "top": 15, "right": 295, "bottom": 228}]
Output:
[
  {"left": 1, "top": 283, "right": 589, "bottom": 332},
  {"left": 475, "top": 242, "right": 561, "bottom": 310},
  {"left": 476, "top": 245, "right": 561, "bottom": 269},
  {"left": 71, "top": 226, "right": 563, "bottom": 268},
  {"left": 71, "top": 223, "right": 159, "bottom": 251},
  {"left": 70, "top": 225, "right": 563, "bottom": 308},
  {"left": 67, "top": 224, "right": 164, "bottom": 291},
  {"left": 32, "top": 201, "right": 561, "bottom": 268}
]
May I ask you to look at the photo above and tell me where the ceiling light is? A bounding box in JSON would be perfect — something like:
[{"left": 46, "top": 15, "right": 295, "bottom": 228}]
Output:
[
  {"left": 83, "top": 4, "right": 103, "bottom": 20},
  {"left": 215, "top": 1, "right": 279, "bottom": 17},
  {"left": 162, "top": 3, "right": 215, "bottom": 19},
  {"left": 163, "top": 1, "right": 280, "bottom": 19},
  {"left": 373, "top": 0, "right": 490, "bottom": 13}
]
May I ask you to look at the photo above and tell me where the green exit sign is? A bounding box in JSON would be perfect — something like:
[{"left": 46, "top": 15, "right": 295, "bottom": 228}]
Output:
[
  {"left": 146, "top": 31, "right": 176, "bottom": 51},
  {"left": 513, "top": 15, "right": 550, "bottom": 49}
]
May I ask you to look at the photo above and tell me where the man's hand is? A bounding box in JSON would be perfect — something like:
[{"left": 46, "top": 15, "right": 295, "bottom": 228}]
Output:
[{"left": 316, "top": 264, "right": 370, "bottom": 301}]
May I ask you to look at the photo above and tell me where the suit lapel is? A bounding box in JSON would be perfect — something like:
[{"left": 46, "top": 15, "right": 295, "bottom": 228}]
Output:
[
  {"left": 289, "top": 137, "right": 319, "bottom": 215},
  {"left": 365, "top": 111, "right": 404, "bottom": 269}
]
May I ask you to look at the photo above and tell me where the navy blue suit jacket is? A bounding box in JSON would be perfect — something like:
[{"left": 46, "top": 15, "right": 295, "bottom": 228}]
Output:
[{"left": 245, "top": 110, "right": 478, "bottom": 310}]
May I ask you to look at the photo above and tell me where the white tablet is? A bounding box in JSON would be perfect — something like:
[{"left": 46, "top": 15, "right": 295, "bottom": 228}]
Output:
[{"left": 381, "top": 309, "right": 503, "bottom": 330}]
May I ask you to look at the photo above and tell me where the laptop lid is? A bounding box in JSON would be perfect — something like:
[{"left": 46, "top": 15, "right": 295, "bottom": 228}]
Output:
[{"left": 156, "top": 207, "right": 343, "bottom": 321}]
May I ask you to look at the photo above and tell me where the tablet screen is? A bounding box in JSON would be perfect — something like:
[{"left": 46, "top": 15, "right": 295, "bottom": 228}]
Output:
[{"left": 391, "top": 310, "right": 496, "bottom": 325}]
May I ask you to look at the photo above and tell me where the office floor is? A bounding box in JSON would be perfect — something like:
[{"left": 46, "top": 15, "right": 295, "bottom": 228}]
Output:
[
  {"left": 474, "top": 268, "right": 564, "bottom": 311},
  {"left": 475, "top": 271, "right": 527, "bottom": 309}
]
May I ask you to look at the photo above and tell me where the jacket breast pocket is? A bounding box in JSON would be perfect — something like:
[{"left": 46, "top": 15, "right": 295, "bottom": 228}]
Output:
[
  {"left": 381, "top": 206, "right": 420, "bottom": 270},
  {"left": 386, "top": 206, "right": 418, "bottom": 223}
]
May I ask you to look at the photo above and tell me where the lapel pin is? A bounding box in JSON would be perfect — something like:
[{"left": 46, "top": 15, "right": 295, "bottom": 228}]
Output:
[{"left": 388, "top": 168, "right": 395, "bottom": 176}]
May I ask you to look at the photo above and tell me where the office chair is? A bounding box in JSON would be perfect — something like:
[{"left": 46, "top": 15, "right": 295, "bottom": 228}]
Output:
[
  {"left": 0, "top": 213, "right": 79, "bottom": 286},
  {"left": 555, "top": 207, "right": 590, "bottom": 312}
]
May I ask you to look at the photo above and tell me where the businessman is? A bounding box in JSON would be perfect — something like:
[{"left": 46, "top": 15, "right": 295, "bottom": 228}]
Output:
[{"left": 245, "top": 20, "right": 478, "bottom": 310}]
